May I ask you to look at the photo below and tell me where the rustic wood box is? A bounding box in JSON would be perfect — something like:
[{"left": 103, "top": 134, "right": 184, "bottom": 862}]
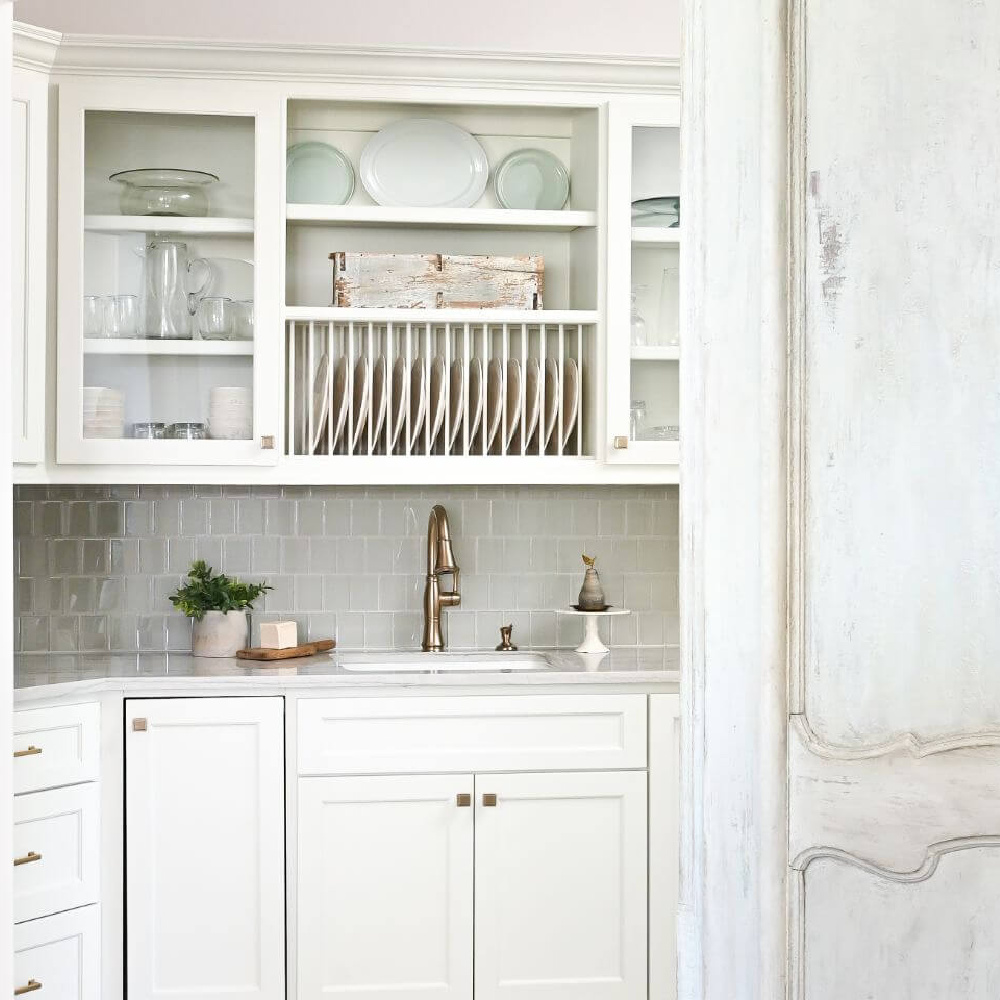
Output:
[{"left": 329, "top": 252, "right": 544, "bottom": 309}]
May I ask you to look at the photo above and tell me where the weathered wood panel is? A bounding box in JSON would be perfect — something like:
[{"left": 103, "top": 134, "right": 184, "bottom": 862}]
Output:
[{"left": 801, "top": 0, "right": 1000, "bottom": 744}]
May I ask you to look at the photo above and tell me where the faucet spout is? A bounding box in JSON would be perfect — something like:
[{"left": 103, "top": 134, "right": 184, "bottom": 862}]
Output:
[{"left": 422, "top": 505, "right": 461, "bottom": 652}]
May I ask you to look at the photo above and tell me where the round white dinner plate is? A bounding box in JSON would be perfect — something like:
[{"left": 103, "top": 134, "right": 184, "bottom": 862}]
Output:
[
  {"left": 407, "top": 359, "right": 428, "bottom": 452},
  {"left": 493, "top": 148, "right": 570, "bottom": 211},
  {"left": 427, "top": 356, "right": 447, "bottom": 450},
  {"left": 542, "top": 356, "right": 559, "bottom": 450},
  {"left": 466, "top": 357, "right": 484, "bottom": 451},
  {"left": 523, "top": 357, "right": 541, "bottom": 449},
  {"left": 310, "top": 353, "right": 331, "bottom": 454},
  {"left": 485, "top": 358, "right": 504, "bottom": 453},
  {"left": 560, "top": 357, "right": 580, "bottom": 451},
  {"left": 360, "top": 118, "right": 489, "bottom": 208},
  {"left": 386, "top": 356, "right": 408, "bottom": 452},
  {"left": 368, "top": 355, "right": 389, "bottom": 450},
  {"left": 503, "top": 358, "right": 522, "bottom": 452},
  {"left": 330, "top": 356, "right": 350, "bottom": 451},
  {"left": 447, "top": 358, "right": 466, "bottom": 453},
  {"left": 286, "top": 142, "right": 356, "bottom": 205},
  {"left": 350, "top": 356, "right": 370, "bottom": 453}
]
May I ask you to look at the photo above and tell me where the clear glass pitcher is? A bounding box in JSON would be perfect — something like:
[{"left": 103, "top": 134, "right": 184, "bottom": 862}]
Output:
[{"left": 139, "top": 240, "right": 216, "bottom": 340}]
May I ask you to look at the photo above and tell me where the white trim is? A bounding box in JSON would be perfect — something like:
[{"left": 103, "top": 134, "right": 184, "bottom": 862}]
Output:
[{"left": 15, "top": 24, "right": 678, "bottom": 94}]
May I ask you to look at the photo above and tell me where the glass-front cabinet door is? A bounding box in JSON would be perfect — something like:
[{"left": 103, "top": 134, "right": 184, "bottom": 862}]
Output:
[
  {"left": 56, "top": 82, "right": 282, "bottom": 465},
  {"left": 605, "top": 98, "right": 681, "bottom": 468}
]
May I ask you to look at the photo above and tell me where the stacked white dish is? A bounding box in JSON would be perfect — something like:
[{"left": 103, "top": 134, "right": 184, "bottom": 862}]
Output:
[
  {"left": 208, "top": 386, "right": 252, "bottom": 440},
  {"left": 82, "top": 387, "right": 124, "bottom": 439}
]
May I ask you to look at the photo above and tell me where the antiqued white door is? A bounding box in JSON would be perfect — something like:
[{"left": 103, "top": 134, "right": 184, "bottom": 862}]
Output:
[
  {"left": 473, "top": 771, "right": 647, "bottom": 1000},
  {"left": 125, "top": 697, "right": 285, "bottom": 1000},
  {"left": 297, "top": 774, "right": 474, "bottom": 1000},
  {"left": 684, "top": 0, "right": 1000, "bottom": 997}
]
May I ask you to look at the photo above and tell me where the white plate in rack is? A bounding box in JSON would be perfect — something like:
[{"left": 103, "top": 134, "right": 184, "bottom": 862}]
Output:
[
  {"left": 350, "top": 355, "right": 370, "bottom": 453},
  {"left": 360, "top": 118, "right": 489, "bottom": 208},
  {"left": 523, "top": 357, "right": 541, "bottom": 450},
  {"left": 407, "top": 359, "right": 428, "bottom": 452},
  {"left": 330, "top": 356, "right": 350, "bottom": 451},
  {"left": 541, "top": 357, "right": 559, "bottom": 451},
  {"left": 503, "top": 358, "right": 522, "bottom": 453},
  {"left": 447, "top": 357, "right": 465, "bottom": 453},
  {"left": 560, "top": 357, "right": 580, "bottom": 451},
  {"left": 427, "top": 356, "right": 447, "bottom": 450},
  {"left": 368, "top": 355, "right": 389, "bottom": 450},
  {"left": 466, "top": 357, "right": 484, "bottom": 451},
  {"left": 485, "top": 358, "right": 504, "bottom": 453},
  {"left": 386, "top": 356, "right": 408, "bottom": 452},
  {"left": 310, "top": 353, "right": 331, "bottom": 454}
]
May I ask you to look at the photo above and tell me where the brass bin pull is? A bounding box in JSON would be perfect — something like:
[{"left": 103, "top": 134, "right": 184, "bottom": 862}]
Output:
[
  {"left": 456, "top": 793, "right": 471, "bottom": 808},
  {"left": 482, "top": 793, "right": 498, "bottom": 807},
  {"left": 13, "top": 746, "right": 42, "bottom": 758},
  {"left": 14, "top": 851, "right": 42, "bottom": 867},
  {"left": 15, "top": 981, "right": 42, "bottom": 996}
]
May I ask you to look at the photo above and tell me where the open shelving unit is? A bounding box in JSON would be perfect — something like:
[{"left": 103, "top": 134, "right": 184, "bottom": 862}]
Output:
[{"left": 286, "top": 205, "right": 596, "bottom": 232}]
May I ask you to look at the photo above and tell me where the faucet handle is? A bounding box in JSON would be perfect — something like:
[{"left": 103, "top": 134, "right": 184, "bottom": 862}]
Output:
[{"left": 496, "top": 624, "right": 518, "bottom": 652}]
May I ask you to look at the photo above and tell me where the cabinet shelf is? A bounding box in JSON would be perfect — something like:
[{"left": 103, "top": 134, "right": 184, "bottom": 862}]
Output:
[
  {"left": 84, "top": 215, "right": 254, "bottom": 236},
  {"left": 284, "top": 307, "right": 599, "bottom": 324},
  {"left": 286, "top": 204, "right": 597, "bottom": 232},
  {"left": 83, "top": 339, "right": 254, "bottom": 356},
  {"left": 631, "top": 227, "right": 681, "bottom": 247},
  {"left": 631, "top": 345, "right": 680, "bottom": 361}
]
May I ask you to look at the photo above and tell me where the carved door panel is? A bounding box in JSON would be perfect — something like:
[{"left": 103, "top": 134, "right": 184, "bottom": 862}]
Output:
[{"left": 788, "top": 0, "right": 1000, "bottom": 996}]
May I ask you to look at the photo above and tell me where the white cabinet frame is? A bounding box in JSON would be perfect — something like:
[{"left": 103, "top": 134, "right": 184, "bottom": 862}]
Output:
[{"left": 55, "top": 79, "right": 283, "bottom": 466}]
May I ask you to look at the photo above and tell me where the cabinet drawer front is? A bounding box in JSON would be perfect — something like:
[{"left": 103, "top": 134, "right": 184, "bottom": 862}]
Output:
[
  {"left": 14, "top": 784, "right": 101, "bottom": 923},
  {"left": 298, "top": 695, "right": 647, "bottom": 775},
  {"left": 14, "top": 703, "right": 100, "bottom": 794},
  {"left": 14, "top": 904, "right": 101, "bottom": 1000}
]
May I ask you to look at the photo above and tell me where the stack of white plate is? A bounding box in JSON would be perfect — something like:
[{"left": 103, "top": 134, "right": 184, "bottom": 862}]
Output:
[
  {"left": 82, "top": 387, "right": 124, "bottom": 439},
  {"left": 208, "top": 386, "right": 252, "bottom": 440}
]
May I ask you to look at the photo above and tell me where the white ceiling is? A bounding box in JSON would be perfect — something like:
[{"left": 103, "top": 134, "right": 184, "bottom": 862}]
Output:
[{"left": 15, "top": 0, "right": 680, "bottom": 58}]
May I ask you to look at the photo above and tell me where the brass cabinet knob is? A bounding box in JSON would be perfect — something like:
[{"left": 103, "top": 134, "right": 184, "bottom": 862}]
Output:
[
  {"left": 15, "top": 980, "right": 43, "bottom": 996},
  {"left": 456, "top": 793, "right": 471, "bottom": 807},
  {"left": 14, "top": 851, "right": 42, "bottom": 867},
  {"left": 261, "top": 435, "right": 275, "bottom": 450},
  {"left": 613, "top": 435, "right": 629, "bottom": 450},
  {"left": 482, "top": 793, "right": 498, "bottom": 807},
  {"left": 13, "top": 745, "right": 42, "bottom": 758}
]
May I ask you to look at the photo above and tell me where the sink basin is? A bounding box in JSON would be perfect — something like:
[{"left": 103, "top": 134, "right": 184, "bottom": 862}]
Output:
[{"left": 338, "top": 651, "right": 549, "bottom": 672}]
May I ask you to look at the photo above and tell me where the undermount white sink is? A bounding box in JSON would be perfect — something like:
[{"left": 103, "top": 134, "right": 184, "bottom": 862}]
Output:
[{"left": 338, "top": 651, "right": 550, "bottom": 672}]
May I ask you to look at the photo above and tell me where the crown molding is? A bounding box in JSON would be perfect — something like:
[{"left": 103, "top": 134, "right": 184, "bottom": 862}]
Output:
[
  {"left": 13, "top": 21, "right": 62, "bottom": 72},
  {"left": 22, "top": 28, "right": 678, "bottom": 94}
]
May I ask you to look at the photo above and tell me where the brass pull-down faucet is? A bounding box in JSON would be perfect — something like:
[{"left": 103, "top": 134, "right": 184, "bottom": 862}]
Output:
[{"left": 422, "top": 504, "right": 461, "bottom": 651}]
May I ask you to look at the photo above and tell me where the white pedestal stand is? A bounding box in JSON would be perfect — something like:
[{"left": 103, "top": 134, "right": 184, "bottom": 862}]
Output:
[{"left": 555, "top": 607, "right": 631, "bottom": 654}]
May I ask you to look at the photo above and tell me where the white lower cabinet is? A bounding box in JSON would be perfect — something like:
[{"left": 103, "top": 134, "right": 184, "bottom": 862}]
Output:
[
  {"left": 13, "top": 906, "right": 101, "bottom": 1000},
  {"left": 298, "top": 775, "right": 475, "bottom": 1000},
  {"left": 298, "top": 768, "right": 648, "bottom": 1000},
  {"left": 124, "top": 697, "right": 285, "bottom": 1000},
  {"left": 473, "top": 772, "right": 647, "bottom": 1000}
]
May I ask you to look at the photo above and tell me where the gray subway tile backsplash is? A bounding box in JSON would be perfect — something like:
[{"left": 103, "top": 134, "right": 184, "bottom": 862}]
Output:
[{"left": 14, "top": 484, "right": 679, "bottom": 654}]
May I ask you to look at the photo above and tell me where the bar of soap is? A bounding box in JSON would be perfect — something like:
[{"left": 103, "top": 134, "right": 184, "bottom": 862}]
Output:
[{"left": 260, "top": 621, "right": 298, "bottom": 649}]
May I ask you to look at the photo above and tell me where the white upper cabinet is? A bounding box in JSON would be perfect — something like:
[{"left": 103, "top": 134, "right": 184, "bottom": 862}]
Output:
[
  {"left": 11, "top": 66, "right": 48, "bottom": 465},
  {"left": 124, "top": 697, "right": 285, "bottom": 1000},
  {"left": 56, "top": 80, "right": 283, "bottom": 466},
  {"left": 605, "top": 98, "right": 681, "bottom": 467}
]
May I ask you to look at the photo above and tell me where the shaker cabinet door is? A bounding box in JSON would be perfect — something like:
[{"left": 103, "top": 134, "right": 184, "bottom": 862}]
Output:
[
  {"left": 298, "top": 774, "right": 475, "bottom": 1000},
  {"left": 125, "top": 697, "right": 285, "bottom": 1000},
  {"left": 473, "top": 770, "right": 648, "bottom": 1000}
]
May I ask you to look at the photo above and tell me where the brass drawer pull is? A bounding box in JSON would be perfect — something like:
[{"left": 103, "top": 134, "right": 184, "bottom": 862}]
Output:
[
  {"left": 13, "top": 746, "right": 42, "bottom": 758},
  {"left": 456, "top": 793, "right": 471, "bottom": 807},
  {"left": 15, "top": 981, "right": 42, "bottom": 996},
  {"left": 14, "top": 851, "right": 42, "bottom": 867},
  {"left": 482, "top": 793, "right": 497, "bottom": 807},
  {"left": 132, "top": 718, "right": 147, "bottom": 732}
]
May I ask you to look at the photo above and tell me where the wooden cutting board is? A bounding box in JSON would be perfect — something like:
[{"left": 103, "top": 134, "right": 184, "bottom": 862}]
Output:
[{"left": 236, "top": 639, "right": 335, "bottom": 662}]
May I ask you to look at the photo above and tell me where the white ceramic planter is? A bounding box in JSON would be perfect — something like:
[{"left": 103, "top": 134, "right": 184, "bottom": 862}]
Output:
[{"left": 191, "top": 610, "right": 249, "bottom": 658}]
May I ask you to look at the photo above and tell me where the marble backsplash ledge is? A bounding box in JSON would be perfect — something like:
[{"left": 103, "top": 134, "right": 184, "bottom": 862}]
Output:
[{"left": 14, "top": 484, "right": 679, "bottom": 654}]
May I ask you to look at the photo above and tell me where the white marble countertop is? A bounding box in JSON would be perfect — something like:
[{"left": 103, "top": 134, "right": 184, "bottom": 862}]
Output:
[{"left": 13, "top": 647, "right": 679, "bottom": 704}]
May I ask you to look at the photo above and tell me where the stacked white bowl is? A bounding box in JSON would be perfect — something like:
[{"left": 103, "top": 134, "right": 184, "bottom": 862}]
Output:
[
  {"left": 82, "top": 387, "right": 125, "bottom": 439},
  {"left": 208, "top": 386, "right": 252, "bottom": 440}
]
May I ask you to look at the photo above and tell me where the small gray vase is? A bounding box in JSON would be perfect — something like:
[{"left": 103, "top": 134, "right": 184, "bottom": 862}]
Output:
[{"left": 577, "top": 554, "right": 607, "bottom": 610}]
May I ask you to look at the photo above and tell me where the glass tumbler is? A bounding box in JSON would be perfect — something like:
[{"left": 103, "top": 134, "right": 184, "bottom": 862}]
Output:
[
  {"left": 104, "top": 295, "right": 139, "bottom": 339},
  {"left": 84, "top": 296, "right": 105, "bottom": 338},
  {"left": 197, "top": 297, "right": 233, "bottom": 341},
  {"left": 232, "top": 300, "right": 254, "bottom": 341}
]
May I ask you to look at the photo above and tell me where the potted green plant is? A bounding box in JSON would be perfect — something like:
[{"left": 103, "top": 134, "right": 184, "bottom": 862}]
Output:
[{"left": 169, "top": 560, "right": 272, "bottom": 658}]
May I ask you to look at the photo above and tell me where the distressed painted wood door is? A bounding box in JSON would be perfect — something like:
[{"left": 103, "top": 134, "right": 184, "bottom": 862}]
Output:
[{"left": 787, "top": 0, "right": 1000, "bottom": 995}]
